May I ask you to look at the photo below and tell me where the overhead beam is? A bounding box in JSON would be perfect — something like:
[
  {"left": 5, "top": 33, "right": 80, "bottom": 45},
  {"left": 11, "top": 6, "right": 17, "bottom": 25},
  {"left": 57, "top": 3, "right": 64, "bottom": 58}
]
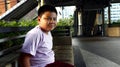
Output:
[{"left": 111, "top": 0, "right": 120, "bottom": 3}]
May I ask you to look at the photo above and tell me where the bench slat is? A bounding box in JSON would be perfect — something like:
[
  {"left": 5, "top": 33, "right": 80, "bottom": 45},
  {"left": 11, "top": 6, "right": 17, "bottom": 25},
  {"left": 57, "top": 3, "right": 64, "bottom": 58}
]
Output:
[
  {"left": 0, "top": 52, "right": 20, "bottom": 67},
  {"left": 0, "top": 45, "right": 22, "bottom": 57}
]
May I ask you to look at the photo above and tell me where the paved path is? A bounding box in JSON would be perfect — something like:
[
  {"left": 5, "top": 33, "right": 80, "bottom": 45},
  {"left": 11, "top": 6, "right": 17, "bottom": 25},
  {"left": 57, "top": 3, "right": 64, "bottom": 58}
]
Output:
[{"left": 72, "top": 37, "right": 120, "bottom": 67}]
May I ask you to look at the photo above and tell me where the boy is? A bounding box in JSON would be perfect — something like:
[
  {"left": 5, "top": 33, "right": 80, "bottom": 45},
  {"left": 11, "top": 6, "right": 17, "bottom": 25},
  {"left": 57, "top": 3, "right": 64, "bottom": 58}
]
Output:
[{"left": 19, "top": 5, "right": 57, "bottom": 67}]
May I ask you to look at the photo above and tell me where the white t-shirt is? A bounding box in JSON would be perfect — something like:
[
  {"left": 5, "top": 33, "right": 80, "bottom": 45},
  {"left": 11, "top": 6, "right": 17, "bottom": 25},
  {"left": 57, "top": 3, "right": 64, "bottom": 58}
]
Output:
[{"left": 21, "top": 25, "right": 55, "bottom": 67}]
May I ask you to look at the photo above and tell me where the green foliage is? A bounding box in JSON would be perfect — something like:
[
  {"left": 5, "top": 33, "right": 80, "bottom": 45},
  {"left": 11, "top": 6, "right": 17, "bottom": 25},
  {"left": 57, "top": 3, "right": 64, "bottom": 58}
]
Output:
[
  {"left": 0, "top": 32, "right": 26, "bottom": 50},
  {"left": 112, "top": 22, "right": 120, "bottom": 24},
  {"left": 18, "top": 20, "right": 38, "bottom": 27},
  {"left": 0, "top": 16, "right": 74, "bottom": 50},
  {"left": 0, "top": 20, "right": 38, "bottom": 27},
  {"left": 117, "top": 19, "right": 120, "bottom": 23},
  {"left": 109, "top": 20, "right": 120, "bottom": 27},
  {"left": 0, "top": 31, "right": 26, "bottom": 39},
  {"left": 110, "top": 19, "right": 120, "bottom": 24},
  {"left": 0, "top": 15, "right": 74, "bottom": 27},
  {"left": 0, "top": 20, "right": 6, "bottom": 27},
  {"left": 55, "top": 16, "right": 74, "bottom": 35},
  {"left": 0, "top": 20, "right": 38, "bottom": 50},
  {"left": 57, "top": 15, "right": 74, "bottom": 26}
]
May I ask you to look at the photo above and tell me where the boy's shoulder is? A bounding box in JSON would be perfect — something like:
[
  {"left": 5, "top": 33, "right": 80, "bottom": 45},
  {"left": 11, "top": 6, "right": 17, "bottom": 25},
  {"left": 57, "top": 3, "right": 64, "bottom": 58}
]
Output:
[{"left": 27, "top": 26, "right": 41, "bottom": 36}]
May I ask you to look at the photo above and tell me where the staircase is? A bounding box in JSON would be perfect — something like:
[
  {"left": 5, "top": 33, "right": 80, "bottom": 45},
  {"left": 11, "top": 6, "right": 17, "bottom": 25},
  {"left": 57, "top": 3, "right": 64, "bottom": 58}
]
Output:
[{"left": 0, "top": 0, "right": 38, "bottom": 21}]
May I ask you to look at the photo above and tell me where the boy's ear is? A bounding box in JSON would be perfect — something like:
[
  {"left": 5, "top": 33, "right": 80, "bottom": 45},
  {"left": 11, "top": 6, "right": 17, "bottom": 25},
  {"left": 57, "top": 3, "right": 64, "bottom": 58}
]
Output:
[{"left": 38, "top": 16, "right": 41, "bottom": 22}]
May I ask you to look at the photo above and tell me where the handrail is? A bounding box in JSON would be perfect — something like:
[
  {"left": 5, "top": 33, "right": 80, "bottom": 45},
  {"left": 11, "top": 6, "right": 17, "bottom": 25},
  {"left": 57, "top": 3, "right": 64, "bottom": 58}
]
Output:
[
  {"left": 0, "top": 27, "right": 33, "bottom": 33},
  {"left": 0, "top": 45, "right": 22, "bottom": 57},
  {"left": 0, "top": 34, "right": 25, "bottom": 43},
  {"left": 0, "top": 0, "right": 38, "bottom": 21},
  {"left": 0, "top": 0, "right": 27, "bottom": 19}
]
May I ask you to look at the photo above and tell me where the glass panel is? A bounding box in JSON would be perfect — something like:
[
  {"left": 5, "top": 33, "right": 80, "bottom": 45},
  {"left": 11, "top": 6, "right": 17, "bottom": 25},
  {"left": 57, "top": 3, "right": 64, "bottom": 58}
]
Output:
[{"left": 104, "top": 3, "right": 120, "bottom": 24}]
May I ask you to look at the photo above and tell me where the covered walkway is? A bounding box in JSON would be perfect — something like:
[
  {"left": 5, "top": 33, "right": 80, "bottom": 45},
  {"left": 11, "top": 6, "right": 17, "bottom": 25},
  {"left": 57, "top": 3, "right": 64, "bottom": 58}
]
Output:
[
  {"left": 1, "top": 0, "right": 120, "bottom": 67},
  {"left": 72, "top": 37, "right": 120, "bottom": 67}
]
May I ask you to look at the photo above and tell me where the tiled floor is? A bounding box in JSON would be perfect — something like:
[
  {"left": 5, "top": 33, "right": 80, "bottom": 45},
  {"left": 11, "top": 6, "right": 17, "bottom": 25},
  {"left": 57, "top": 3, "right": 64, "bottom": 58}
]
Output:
[{"left": 72, "top": 37, "right": 120, "bottom": 67}]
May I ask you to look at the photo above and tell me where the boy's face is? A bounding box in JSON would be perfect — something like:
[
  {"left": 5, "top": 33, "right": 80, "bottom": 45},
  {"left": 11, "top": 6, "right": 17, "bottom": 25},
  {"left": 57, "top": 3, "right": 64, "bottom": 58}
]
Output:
[{"left": 38, "top": 11, "right": 57, "bottom": 32}]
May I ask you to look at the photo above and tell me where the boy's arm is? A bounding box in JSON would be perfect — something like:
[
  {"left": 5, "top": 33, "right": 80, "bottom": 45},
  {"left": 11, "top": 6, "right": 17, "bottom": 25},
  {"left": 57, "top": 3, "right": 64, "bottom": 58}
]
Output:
[{"left": 18, "top": 53, "right": 32, "bottom": 67}]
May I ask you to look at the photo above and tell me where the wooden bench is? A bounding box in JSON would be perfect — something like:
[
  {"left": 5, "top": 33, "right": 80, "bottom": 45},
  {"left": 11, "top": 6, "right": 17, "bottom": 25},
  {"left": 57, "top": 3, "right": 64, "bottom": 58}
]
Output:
[
  {"left": 0, "top": 26, "right": 73, "bottom": 67},
  {"left": 53, "top": 36, "right": 74, "bottom": 65},
  {"left": 52, "top": 26, "right": 74, "bottom": 65}
]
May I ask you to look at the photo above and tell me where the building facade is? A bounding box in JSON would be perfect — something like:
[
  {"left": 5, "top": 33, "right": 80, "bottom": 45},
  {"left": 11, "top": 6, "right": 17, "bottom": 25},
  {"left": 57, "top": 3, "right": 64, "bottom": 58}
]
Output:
[
  {"left": 56, "top": 6, "right": 75, "bottom": 21},
  {"left": 0, "top": 0, "right": 19, "bottom": 15},
  {"left": 104, "top": 3, "right": 120, "bottom": 23}
]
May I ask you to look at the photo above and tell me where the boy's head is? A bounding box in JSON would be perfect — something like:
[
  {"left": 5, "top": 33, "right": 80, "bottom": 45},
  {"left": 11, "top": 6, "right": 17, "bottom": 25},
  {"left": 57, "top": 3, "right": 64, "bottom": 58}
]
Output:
[
  {"left": 38, "top": 5, "right": 57, "bottom": 17},
  {"left": 37, "top": 5, "right": 57, "bottom": 33}
]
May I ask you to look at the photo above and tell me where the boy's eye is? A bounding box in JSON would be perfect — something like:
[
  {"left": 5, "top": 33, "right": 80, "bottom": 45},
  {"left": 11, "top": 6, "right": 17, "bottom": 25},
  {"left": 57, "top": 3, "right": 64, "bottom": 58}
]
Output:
[
  {"left": 44, "top": 17, "right": 49, "bottom": 20},
  {"left": 44, "top": 17, "right": 57, "bottom": 21},
  {"left": 53, "top": 18, "right": 57, "bottom": 21}
]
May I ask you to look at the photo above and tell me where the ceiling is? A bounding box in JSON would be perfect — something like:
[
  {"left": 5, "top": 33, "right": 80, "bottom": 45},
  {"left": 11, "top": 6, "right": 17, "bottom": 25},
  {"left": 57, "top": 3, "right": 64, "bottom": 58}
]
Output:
[
  {"left": 111, "top": 0, "right": 120, "bottom": 3},
  {"left": 46, "top": 0, "right": 120, "bottom": 9},
  {"left": 48, "top": 0, "right": 120, "bottom": 6},
  {"left": 1, "top": 0, "right": 120, "bottom": 21}
]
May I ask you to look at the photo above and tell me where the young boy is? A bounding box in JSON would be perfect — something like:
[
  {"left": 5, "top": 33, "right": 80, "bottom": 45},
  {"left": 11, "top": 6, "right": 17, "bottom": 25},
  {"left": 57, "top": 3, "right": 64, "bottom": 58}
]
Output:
[{"left": 19, "top": 5, "right": 57, "bottom": 67}]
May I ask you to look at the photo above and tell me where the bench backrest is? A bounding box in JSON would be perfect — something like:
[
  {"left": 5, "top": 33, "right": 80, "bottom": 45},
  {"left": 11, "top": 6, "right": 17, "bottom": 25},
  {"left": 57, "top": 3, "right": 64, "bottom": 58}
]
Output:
[
  {"left": 0, "top": 27, "right": 32, "bottom": 67},
  {"left": 52, "top": 26, "right": 71, "bottom": 36}
]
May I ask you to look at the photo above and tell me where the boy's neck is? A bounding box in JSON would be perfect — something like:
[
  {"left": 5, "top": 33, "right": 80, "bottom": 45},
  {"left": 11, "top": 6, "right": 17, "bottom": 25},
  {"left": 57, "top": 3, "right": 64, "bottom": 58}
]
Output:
[
  {"left": 39, "top": 26, "right": 49, "bottom": 34},
  {"left": 42, "top": 29, "right": 49, "bottom": 34}
]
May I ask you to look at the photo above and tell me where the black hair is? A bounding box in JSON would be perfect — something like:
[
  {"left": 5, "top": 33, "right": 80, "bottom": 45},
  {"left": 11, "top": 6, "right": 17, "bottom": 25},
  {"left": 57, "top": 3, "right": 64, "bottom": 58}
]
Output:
[{"left": 38, "top": 5, "right": 57, "bottom": 17}]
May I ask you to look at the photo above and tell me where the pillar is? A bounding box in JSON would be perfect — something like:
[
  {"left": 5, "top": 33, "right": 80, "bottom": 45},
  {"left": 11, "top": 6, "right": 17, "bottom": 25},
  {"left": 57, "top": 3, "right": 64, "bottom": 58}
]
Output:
[
  {"left": 101, "top": 8, "right": 105, "bottom": 36},
  {"left": 108, "top": 5, "right": 111, "bottom": 25},
  {"left": 73, "top": 9, "right": 78, "bottom": 36}
]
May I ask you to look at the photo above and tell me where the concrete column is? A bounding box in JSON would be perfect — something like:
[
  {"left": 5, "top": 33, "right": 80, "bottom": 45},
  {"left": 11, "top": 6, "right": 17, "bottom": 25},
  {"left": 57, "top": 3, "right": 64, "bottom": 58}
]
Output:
[
  {"left": 73, "top": 9, "right": 78, "bottom": 36},
  {"left": 101, "top": 8, "right": 105, "bottom": 36},
  {"left": 40, "top": 0, "right": 50, "bottom": 6},
  {"left": 82, "top": 10, "right": 97, "bottom": 37},
  {"left": 41, "top": 0, "right": 45, "bottom": 6},
  {"left": 37, "top": 0, "right": 46, "bottom": 10},
  {"left": 108, "top": 5, "right": 111, "bottom": 25}
]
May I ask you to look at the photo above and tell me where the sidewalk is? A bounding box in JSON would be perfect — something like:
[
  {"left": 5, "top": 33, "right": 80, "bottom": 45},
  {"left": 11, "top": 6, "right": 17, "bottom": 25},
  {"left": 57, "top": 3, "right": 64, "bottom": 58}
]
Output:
[{"left": 72, "top": 37, "right": 120, "bottom": 67}]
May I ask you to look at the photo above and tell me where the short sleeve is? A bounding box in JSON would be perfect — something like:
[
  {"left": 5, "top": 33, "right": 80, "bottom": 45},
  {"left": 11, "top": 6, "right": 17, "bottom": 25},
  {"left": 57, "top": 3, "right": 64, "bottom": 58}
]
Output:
[{"left": 21, "top": 32, "right": 39, "bottom": 56}]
